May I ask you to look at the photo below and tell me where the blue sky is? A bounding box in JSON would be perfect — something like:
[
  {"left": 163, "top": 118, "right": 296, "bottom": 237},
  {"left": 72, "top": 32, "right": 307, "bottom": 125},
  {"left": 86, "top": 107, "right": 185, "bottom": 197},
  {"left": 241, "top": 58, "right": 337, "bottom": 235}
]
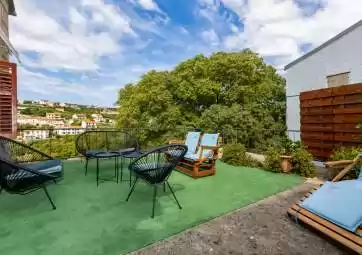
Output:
[{"left": 9, "top": 0, "right": 362, "bottom": 106}]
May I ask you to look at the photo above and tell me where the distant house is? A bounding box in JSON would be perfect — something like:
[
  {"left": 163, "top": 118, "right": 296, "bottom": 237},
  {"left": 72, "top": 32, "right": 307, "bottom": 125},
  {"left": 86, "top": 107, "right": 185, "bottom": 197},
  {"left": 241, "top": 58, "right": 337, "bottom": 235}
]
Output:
[
  {"left": 59, "top": 103, "right": 66, "bottom": 107},
  {"left": 18, "top": 115, "right": 65, "bottom": 127},
  {"left": 102, "top": 108, "right": 118, "bottom": 115},
  {"left": 285, "top": 20, "right": 362, "bottom": 141},
  {"left": 55, "top": 107, "right": 65, "bottom": 112},
  {"left": 35, "top": 100, "right": 48, "bottom": 105},
  {"left": 68, "top": 104, "right": 80, "bottom": 109},
  {"left": 46, "top": 112, "right": 62, "bottom": 119},
  {"left": 81, "top": 120, "right": 97, "bottom": 129},
  {"left": 54, "top": 127, "right": 85, "bottom": 136},
  {"left": 72, "top": 114, "right": 87, "bottom": 120},
  {"left": 91, "top": 113, "right": 104, "bottom": 123},
  {"left": 22, "top": 129, "right": 50, "bottom": 141}
]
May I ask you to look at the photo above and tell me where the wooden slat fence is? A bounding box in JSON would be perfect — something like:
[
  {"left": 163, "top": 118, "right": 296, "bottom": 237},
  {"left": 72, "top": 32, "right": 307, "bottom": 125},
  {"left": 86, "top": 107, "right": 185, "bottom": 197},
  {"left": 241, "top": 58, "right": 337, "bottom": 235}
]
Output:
[{"left": 300, "top": 83, "right": 362, "bottom": 159}]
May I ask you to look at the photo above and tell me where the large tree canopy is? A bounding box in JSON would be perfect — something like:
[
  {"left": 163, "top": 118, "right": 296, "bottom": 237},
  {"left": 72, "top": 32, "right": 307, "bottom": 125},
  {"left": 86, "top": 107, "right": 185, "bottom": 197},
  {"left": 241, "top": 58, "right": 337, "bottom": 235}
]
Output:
[{"left": 117, "top": 50, "right": 286, "bottom": 149}]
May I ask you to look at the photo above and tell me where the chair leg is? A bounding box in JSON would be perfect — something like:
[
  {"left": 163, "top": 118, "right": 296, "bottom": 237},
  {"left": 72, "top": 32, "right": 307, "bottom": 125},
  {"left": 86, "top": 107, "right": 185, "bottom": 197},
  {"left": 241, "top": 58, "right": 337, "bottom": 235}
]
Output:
[
  {"left": 152, "top": 185, "right": 157, "bottom": 218},
  {"left": 120, "top": 157, "right": 123, "bottom": 181},
  {"left": 43, "top": 186, "right": 56, "bottom": 210},
  {"left": 129, "top": 159, "right": 132, "bottom": 188},
  {"left": 163, "top": 182, "right": 166, "bottom": 192},
  {"left": 96, "top": 158, "right": 100, "bottom": 187},
  {"left": 114, "top": 157, "right": 118, "bottom": 182},
  {"left": 85, "top": 158, "right": 89, "bottom": 176},
  {"left": 125, "top": 177, "right": 138, "bottom": 202},
  {"left": 166, "top": 181, "right": 182, "bottom": 210}
]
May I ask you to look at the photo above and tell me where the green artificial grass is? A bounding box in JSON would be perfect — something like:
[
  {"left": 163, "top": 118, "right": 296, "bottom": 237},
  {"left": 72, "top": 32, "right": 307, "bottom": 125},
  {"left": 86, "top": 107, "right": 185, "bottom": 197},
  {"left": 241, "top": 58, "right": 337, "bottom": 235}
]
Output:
[{"left": 0, "top": 160, "right": 301, "bottom": 255}]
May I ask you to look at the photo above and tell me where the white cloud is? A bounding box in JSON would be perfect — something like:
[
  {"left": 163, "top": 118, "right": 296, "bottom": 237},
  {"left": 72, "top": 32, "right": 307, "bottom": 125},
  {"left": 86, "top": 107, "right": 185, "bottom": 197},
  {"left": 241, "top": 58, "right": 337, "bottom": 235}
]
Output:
[
  {"left": 19, "top": 67, "right": 120, "bottom": 105},
  {"left": 221, "top": 0, "right": 247, "bottom": 17},
  {"left": 201, "top": 29, "right": 220, "bottom": 46},
  {"left": 135, "top": 0, "right": 160, "bottom": 11},
  {"left": 222, "top": 0, "right": 362, "bottom": 67},
  {"left": 11, "top": 0, "right": 133, "bottom": 72}
]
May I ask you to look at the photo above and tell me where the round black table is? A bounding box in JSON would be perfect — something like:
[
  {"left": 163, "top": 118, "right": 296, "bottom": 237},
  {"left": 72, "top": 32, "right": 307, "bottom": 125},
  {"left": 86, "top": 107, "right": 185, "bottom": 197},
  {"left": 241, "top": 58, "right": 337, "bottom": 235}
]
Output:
[{"left": 94, "top": 152, "right": 120, "bottom": 187}]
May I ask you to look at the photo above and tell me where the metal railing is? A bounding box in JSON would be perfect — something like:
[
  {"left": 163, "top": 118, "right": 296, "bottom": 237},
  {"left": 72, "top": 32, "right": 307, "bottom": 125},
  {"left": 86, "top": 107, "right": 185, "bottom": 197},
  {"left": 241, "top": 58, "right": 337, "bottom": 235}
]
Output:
[{"left": 16, "top": 127, "right": 300, "bottom": 159}]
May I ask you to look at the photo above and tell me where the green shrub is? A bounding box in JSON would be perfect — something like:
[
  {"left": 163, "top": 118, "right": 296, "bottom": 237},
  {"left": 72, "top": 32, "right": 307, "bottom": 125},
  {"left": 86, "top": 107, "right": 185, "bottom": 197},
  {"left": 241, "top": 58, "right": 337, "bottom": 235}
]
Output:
[
  {"left": 264, "top": 147, "right": 282, "bottom": 172},
  {"left": 330, "top": 146, "right": 361, "bottom": 161},
  {"left": 221, "top": 143, "right": 262, "bottom": 168},
  {"left": 292, "top": 147, "right": 316, "bottom": 178},
  {"left": 330, "top": 147, "right": 361, "bottom": 179}
]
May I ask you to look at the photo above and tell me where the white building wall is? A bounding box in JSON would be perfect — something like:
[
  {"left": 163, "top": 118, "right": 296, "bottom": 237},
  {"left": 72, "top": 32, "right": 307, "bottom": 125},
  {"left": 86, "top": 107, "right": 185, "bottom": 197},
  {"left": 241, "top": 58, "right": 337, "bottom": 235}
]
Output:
[
  {"left": 23, "top": 130, "right": 50, "bottom": 140},
  {"left": 286, "top": 24, "right": 362, "bottom": 141}
]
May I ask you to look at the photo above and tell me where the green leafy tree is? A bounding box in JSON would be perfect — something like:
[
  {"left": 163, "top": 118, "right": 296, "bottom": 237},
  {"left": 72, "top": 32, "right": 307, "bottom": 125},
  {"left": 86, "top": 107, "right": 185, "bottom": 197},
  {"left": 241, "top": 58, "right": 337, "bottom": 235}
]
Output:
[{"left": 117, "top": 50, "right": 286, "bottom": 150}]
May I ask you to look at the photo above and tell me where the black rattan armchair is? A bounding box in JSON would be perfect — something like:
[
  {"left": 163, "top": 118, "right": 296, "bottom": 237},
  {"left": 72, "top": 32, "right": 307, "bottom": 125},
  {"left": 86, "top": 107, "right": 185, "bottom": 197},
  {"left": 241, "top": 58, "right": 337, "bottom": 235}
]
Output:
[
  {"left": 0, "top": 136, "right": 63, "bottom": 210},
  {"left": 75, "top": 130, "right": 140, "bottom": 175},
  {"left": 125, "top": 144, "right": 187, "bottom": 218}
]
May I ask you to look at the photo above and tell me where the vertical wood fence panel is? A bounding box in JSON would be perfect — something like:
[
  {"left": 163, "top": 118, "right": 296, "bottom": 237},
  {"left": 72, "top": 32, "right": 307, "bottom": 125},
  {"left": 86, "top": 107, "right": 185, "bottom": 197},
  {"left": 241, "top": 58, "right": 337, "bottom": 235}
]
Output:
[{"left": 300, "top": 83, "right": 362, "bottom": 159}]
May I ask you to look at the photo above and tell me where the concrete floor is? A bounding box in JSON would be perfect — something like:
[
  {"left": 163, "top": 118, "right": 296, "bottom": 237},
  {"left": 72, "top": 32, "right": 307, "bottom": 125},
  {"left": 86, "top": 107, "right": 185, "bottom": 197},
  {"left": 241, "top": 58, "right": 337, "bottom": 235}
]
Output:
[{"left": 128, "top": 183, "right": 351, "bottom": 255}]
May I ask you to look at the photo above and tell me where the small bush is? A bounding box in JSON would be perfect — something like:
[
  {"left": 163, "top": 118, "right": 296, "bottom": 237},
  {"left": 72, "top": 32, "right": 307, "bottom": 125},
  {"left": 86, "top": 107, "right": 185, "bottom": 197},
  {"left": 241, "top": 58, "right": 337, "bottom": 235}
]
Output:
[
  {"left": 330, "top": 146, "right": 361, "bottom": 161},
  {"left": 222, "top": 143, "right": 262, "bottom": 168},
  {"left": 264, "top": 147, "right": 282, "bottom": 172},
  {"left": 292, "top": 147, "right": 316, "bottom": 178},
  {"left": 330, "top": 147, "right": 361, "bottom": 179}
]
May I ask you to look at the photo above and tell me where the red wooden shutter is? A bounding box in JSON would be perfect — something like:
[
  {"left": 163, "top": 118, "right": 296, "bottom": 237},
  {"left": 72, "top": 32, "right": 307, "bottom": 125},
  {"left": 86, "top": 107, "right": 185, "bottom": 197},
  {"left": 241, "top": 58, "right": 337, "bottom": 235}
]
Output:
[{"left": 0, "top": 60, "right": 17, "bottom": 138}]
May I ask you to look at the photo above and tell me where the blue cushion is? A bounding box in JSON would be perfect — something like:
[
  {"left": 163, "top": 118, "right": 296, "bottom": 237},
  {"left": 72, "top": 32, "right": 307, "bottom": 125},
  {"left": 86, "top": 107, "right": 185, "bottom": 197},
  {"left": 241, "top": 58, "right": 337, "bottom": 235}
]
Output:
[
  {"left": 200, "top": 133, "right": 219, "bottom": 147},
  {"left": 184, "top": 153, "right": 200, "bottom": 161},
  {"left": 301, "top": 180, "right": 362, "bottom": 235},
  {"left": 184, "top": 132, "right": 201, "bottom": 154},
  {"left": 5, "top": 160, "right": 63, "bottom": 189},
  {"left": 123, "top": 151, "right": 143, "bottom": 159},
  {"left": 21, "top": 159, "right": 63, "bottom": 178},
  {"left": 118, "top": 148, "right": 136, "bottom": 154},
  {"left": 186, "top": 133, "right": 219, "bottom": 161},
  {"left": 86, "top": 150, "right": 105, "bottom": 157}
]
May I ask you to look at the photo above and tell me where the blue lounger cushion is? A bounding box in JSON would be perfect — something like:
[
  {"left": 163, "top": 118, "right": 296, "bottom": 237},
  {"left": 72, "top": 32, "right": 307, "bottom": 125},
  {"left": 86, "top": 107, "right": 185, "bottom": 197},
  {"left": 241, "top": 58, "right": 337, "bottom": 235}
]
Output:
[
  {"left": 20, "top": 159, "right": 63, "bottom": 178},
  {"left": 301, "top": 180, "right": 362, "bottom": 235},
  {"left": 184, "top": 132, "right": 201, "bottom": 154},
  {"left": 6, "top": 160, "right": 63, "bottom": 189},
  {"left": 185, "top": 133, "right": 219, "bottom": 161},
  {"left": 86, "top": 150, "right": 105, "bottom": 157}
]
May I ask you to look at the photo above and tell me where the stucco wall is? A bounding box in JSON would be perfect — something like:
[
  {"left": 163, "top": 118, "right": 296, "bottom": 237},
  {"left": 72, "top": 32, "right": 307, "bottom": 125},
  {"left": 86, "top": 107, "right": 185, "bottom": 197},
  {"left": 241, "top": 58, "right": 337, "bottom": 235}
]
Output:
[
  {"left": 0, "top": 0, "right": 9, "bottom": 60},
  {"left": 286, "top": 24, "right": 362, "bottom": 141}
]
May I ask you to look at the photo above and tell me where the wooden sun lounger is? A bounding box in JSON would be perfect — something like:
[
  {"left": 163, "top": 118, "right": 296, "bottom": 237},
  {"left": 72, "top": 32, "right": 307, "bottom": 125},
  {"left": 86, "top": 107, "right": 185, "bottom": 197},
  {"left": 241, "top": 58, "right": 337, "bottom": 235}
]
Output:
[
  {"left": 287, "top": 156, "right": 362, "bottom": 254},
  {"left": 175, "top": 145, "right": 219, "bottom": 178},
  {"left": 169, "top": 136, "right": 219, "bottom": 178}
]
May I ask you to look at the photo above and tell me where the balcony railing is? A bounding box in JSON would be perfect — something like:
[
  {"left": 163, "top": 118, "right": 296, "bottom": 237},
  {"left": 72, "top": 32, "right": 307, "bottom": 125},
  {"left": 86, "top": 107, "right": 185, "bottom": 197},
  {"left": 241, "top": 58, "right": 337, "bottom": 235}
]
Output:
[{"left": 16, "top": 127, "right": 300, "bottom": 159}]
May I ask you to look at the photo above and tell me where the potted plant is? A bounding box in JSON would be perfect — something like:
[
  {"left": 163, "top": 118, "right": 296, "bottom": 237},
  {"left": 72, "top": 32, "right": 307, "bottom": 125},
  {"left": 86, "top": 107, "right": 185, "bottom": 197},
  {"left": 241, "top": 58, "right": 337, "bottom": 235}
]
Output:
[
  {"left": 279, "top": 139, "right": 298, "bottom": 173},
  {"left": 280, "top": 154, "right": 293, "bottom": 173}
]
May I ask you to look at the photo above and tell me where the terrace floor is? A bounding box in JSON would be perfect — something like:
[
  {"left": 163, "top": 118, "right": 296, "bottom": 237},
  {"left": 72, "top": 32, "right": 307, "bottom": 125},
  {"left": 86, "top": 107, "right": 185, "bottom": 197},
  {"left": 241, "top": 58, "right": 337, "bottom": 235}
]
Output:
[
  {"left": 0, "top": 159, "right": 302, "bottom": 255},
  {"left": 130, "top": 182, "right": 347, "bottom": 255}
]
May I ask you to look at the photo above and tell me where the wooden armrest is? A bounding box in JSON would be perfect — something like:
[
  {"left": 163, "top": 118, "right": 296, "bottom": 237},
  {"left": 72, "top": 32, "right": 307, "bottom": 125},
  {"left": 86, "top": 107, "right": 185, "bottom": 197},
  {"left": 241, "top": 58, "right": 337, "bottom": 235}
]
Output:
[
  {"left": 200, "top": 145, "right": 219, "bottom": 150},
  {"left": 169, "top": 140, "right": 185, "bottom": 145},
  {"left": 324, "top": 160, "right": 354, "bottom": 168}
]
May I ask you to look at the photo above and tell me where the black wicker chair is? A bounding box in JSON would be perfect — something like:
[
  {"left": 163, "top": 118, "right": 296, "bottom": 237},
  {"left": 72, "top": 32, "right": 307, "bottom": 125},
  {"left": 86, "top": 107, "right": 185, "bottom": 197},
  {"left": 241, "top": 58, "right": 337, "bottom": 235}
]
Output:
[
  {"left": 0, "top": 136, "right": 63, "bottom": 210},
  {"left": 75, "top": 130, "right": 140, "bottom": 175},
  {"left": 126, "top": 144, "right": 188, "bottom": 218}
]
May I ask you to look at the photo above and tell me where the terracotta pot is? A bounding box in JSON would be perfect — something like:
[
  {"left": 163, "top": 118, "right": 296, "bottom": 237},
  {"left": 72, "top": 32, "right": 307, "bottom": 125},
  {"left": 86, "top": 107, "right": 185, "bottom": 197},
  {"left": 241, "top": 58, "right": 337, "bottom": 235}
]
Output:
[{"left": 280, "top": 155, "right": 292, "bottom": 173}]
